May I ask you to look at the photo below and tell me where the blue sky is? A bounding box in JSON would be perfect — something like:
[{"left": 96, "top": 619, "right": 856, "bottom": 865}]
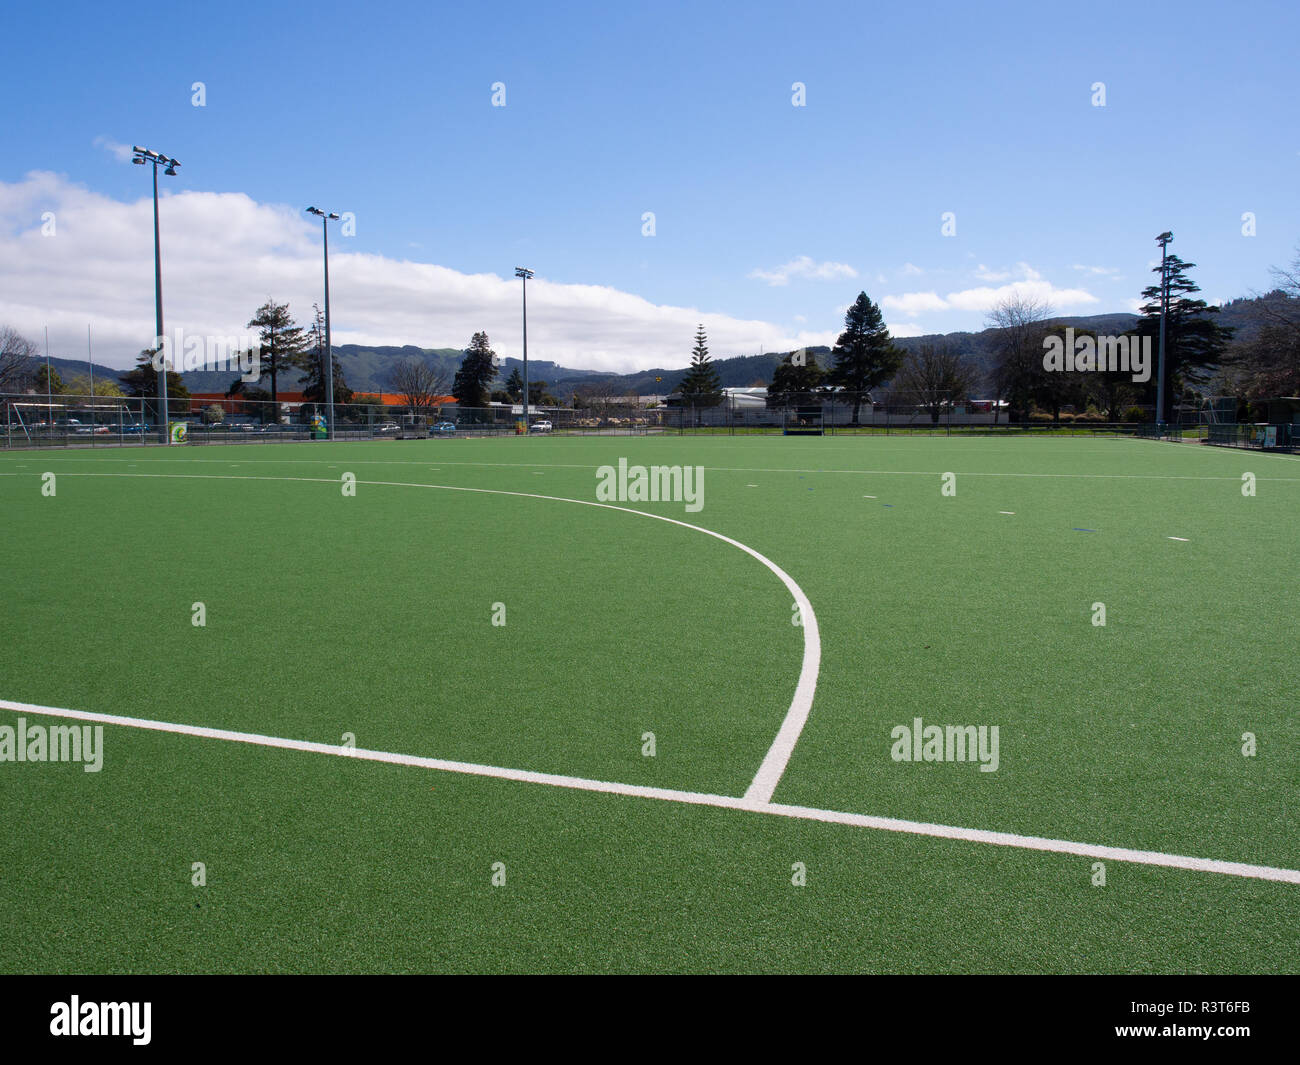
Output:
[{"left": 2, "top": 0, "right": 1297, "bottom": 370}]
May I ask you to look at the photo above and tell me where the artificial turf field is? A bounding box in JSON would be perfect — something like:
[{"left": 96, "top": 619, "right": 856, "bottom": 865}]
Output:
[{"left": 1, "top": 433, "right": 1297, "bottom": 974}]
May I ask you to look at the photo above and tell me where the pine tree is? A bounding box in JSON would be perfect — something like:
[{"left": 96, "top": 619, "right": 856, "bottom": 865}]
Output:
[
  {"left": 452, "top": 332, "right": 497, "bottom": 414},
  {"left": 831, "top": 292, "right": 902, "bottom": 424},
  {"left": 246, "top": 300, "right": 309, "bottom": 409},
  {"left": 677, "top": 324, "right": 722, "bottom": 408},
  {"left": 505, "top": 367, "right": 524, "bottom": 401},
  {"left": 1135, "top": 241, "right": 1233, "bottom": 420},
  {"left": 121, "top": 349, "right": 189, "bottom": 400},
  {"left": 300, "top": 303, "right": 353, "bottom": 406}
]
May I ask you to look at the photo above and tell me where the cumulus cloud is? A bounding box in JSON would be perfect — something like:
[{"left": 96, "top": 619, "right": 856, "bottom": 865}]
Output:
[
  {"left": 882, "top": 263, "right": 1098, "bottom": 317},
  {"left": 885, "top": 321, "right": 926, "bottom": 338},
  {"left": 748, "top": 255, "right": 858, "bottom": 286},
  {"left": 0, "top": 173, "right": 841, "bottom": 372},
  {"left": 881, "top": 291, "right": 949, "bottom": 316}
]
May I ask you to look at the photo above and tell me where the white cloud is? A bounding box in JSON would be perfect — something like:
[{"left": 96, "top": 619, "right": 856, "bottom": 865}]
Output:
[
  {"left": 0, "top": 173, "right": 841, "bottom": 373},
  {"left": 900, "top": 262, "right": 923, "bottom": 277},
  {"left": 881, "top": 261, "right": 1097, "bottom": 318},
  {"left": 1071, "top": 263, "right": 1122, "bottom": 277},
  {"left": 93, "top": 136, "right": 133, "bottom": 163},
  {"left": 886, "top": 321, "right": 927, "bottom": 338},
  {"left": 748, "top": 255, "right": 858, "bottom": 287},
  {"left": 880, "top": 291, "right": 949, "bottom": 316}
]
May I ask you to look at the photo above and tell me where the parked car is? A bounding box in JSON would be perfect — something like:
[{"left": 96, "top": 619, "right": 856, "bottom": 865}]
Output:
[
  {"left": 529, "top": 420, "right": 553, "bottom": 433},
  {"left": 429, "top": 420, "right": 456, "bottom": 437},
  {"left": 374, "top": 422, "right": 400, "bottom": 434}
]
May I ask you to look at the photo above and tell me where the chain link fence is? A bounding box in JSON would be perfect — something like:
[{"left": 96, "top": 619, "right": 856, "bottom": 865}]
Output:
[{"left": 8, "top": 389, "right": 1275, "bottom": 448}]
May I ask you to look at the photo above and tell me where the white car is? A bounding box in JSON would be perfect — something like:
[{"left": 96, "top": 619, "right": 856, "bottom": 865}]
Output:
[{"left": 529, "top": 420, "right": 553, "bottom": 433}]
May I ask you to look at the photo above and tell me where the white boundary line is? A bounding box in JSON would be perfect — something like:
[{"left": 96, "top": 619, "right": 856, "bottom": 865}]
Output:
[
  {"left": 3, "top": 697, "right": 1298, "bottom": 885},
  {"left": 21, "top": 470, "right": 820, "bottom": 804},
  {"left": 8, "top": 453, "right": 1300, "bottom": 482}
]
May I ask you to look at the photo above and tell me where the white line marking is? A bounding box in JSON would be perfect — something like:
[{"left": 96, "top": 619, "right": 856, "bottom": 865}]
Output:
[
  {"left": 863, "top": 495, "right": 876, "bottom": 498},
  {"left": 13, "top": 453, "right": 1300, "bottom": 482},
  {"left": 1168, "top": 536, "right": 1190, "bottom": 541},
  {"left": 999, "top": 511, "right": 1015, "bottom": 515},
  {"left": 2, "top": 697, "right": 1296, "bottom": 885},
  {"left": 38, "top": 469, "right": 820, "bottom": 804}
]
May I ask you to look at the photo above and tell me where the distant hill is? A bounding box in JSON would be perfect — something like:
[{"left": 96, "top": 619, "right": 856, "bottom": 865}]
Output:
[
  {"left": 32, "top": 356, "right": 128, "bottom": 387},
  {"left": 25, "top": 294, "right": 1277, "bottom": 401}
]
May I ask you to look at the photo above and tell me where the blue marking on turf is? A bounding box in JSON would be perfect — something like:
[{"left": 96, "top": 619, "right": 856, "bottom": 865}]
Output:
[
  {"left": 882, "top": 504, "right": 894, "bottom": 508},
  {"left": 1072, "top": 527, "right": 1096, "bottom": 532}
]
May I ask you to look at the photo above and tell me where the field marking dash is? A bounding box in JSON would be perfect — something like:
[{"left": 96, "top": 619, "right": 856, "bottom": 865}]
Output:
[
  {"left": 1168, "top": 536, "right": 1190, "bottom": 541},
  {"left": 999, "top": 511, "right": 1015, "bottom": 515},
  {"left": 1, "top": 697, "right": 1296, "bottom": 886}
]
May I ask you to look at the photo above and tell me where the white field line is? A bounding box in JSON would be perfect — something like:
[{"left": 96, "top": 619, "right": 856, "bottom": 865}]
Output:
[
  {"left": 3, "top": 697, "right": 1298, "bottom": 886},
  {"left": 9, "top": 453, "right": 1300, "bottom": 482},
  {"left": 19, "top": 470, "right": 820, "bottom": 805}
]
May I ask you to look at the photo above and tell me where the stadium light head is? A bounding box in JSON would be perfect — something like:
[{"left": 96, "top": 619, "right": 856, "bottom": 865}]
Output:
[
  {"left": 515, "top": 267, "right": 534, "bottom": 279},
  {"left": 328, "top": 213, "right": 340, "bottom": 221},
  {"left": 307, "top": 206, "right": 323, "bottom": 216},
  {"left": 132, "top": 157, "right": 146, "bottom": 165},
  {"left": 163, "top": 165, "right": 177, "bottom": 176}
]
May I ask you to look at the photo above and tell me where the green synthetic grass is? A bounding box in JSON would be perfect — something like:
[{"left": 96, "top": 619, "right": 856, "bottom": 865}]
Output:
[{"left": 1, "top": 434, "right": 1297, "bottom": 973}]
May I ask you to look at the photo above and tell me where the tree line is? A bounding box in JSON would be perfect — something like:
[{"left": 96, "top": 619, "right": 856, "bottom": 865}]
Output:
[{"left": 4, "top": 234, "right": 1296, "bottom": 422}]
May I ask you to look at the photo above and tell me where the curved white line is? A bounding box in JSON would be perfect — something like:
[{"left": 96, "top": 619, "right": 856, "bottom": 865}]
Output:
[{"left": 50, "top": 470, "right": 820, "bottom": 803}]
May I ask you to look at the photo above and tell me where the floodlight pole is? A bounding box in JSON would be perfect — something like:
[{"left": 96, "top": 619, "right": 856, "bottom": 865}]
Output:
[
  {"left": 152, "top": 158, "right": 165, "bottom": 441},
  {"left": 1156, "top": 231, "right": 1172, "bottom": 427},
  {"left": 515, "top": 267, "right": 534, "bottom": 429},
  {"left": 307, "top": 208, "right": 341, "bottom": 440},
  {"left": 133, "top": 146, "right": 180, "bottom": 444}
]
